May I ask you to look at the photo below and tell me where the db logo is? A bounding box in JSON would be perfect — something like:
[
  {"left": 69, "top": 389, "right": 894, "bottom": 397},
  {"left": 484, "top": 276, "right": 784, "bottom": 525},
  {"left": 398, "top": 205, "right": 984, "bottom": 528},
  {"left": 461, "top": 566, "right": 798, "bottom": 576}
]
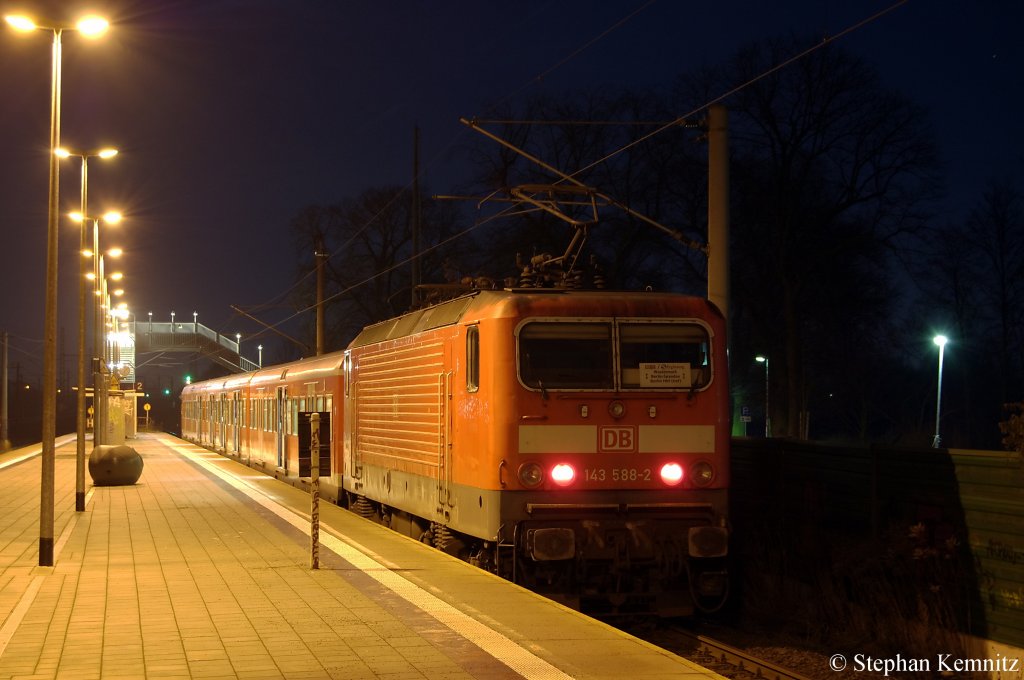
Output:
[{"left": 599, "top": 426, "right": 637, "bottom": 452}]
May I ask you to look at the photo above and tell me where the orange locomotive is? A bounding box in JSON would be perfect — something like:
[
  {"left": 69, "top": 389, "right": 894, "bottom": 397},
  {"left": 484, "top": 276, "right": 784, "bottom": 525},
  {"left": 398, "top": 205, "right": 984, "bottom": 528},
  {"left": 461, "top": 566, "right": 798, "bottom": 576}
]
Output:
[{"left": 182, "top": 288, "right": 730, "bottom": 615}]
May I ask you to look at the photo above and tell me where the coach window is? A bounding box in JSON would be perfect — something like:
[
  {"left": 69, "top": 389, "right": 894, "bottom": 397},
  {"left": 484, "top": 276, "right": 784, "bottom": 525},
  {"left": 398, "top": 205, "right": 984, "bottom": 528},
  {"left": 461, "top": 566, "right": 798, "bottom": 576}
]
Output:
[
  {"left": 466, "top": 325, "right": 479, "bottom": 392},
  {"left": 519, "top": 321, "right": 613, "bottom": 390}
]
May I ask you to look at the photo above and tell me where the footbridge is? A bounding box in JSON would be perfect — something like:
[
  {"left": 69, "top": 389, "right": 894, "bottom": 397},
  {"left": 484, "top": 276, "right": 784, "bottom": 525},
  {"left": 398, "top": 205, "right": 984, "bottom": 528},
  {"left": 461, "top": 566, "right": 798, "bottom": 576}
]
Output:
[{"left": 131, "top": 321, "right": 259, "bottom": 374}]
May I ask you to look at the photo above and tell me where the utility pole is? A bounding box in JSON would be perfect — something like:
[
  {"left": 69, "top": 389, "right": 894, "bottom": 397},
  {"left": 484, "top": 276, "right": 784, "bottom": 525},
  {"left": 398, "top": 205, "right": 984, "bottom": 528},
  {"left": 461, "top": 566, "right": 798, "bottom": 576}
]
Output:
[
  {"left": 315, "top": 234, "right": 326, "bottom": 356},
  {"left": 1, "top": 332, "right": 9, "bottom": 451},
  {"left": 707, "top": 104, "right": 730, "bottom": 329},
  {"left": 411, "top": 125, "right": 421, "bottom": 308}
]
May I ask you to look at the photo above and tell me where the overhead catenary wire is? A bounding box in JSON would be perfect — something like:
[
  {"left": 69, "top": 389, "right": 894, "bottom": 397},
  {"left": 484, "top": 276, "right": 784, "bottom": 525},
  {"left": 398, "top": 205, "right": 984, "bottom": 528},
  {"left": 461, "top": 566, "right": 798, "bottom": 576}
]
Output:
[
  {"left": 238, "top": 0, "right": 909, "bottom": 342},
  {"left": 234, "top": 2, "right": 659, "bottom": 335},
  {"left": 553, "top": 0, "right": 911, "bottom": 187}
]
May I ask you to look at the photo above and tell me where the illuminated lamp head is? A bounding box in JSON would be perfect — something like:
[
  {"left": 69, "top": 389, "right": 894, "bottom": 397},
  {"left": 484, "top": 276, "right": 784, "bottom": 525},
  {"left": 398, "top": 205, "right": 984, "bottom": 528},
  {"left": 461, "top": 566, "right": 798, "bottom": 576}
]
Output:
[
  {"left": 660, "top": 462, "right": 684, "bottom": 486},
  {"left": 550, "top": 463, "right": 575, "bottom": 487}
]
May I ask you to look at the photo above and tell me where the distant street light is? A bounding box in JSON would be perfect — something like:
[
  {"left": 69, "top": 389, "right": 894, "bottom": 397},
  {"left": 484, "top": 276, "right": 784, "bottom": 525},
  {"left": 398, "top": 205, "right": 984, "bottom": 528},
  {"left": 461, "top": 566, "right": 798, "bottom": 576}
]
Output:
[
  {"left": 932, "top": 335, "right": 948, "bottom": 448},
  {"left": 755, "top": 355, "right": 770, "bottom": 437},
  {"left": 95, "top": 252, "right": 125, "bottom": 446},
  {"left": 5, "top": 10, "right": 109, "bottom": 567},
  {"left": 258, "top": 344, "right": 263, "bottom": 368},
  {"left": 59, "top": 146, "right": 117, "bottom": 512},
  {"left": 73, "top": 210, "right": 123, "bottom": 448}
]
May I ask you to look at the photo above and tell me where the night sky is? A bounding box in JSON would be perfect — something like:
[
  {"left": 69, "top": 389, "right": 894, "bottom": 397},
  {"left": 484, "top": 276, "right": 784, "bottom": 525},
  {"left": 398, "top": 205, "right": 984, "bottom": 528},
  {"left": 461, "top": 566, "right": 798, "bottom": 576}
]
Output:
[{"left": 0, "top": 0, "right": 1020, "bottom": 382}]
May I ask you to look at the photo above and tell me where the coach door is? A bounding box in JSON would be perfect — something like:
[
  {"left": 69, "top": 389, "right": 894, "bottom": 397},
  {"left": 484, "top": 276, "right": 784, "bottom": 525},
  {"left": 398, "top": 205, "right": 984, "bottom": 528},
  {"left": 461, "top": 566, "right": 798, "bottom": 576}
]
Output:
[
  {"left": 206, "top": 396, "right": 216, "bottom": 448},
  {"left": 276, "top": 386, "right": 287, "bottom": 470},
  {"left": 218, "top": 394, "right": 227, "bottom": 451},
  {"left": 232, "top": 391, "right": 242, "bottom": 453}
]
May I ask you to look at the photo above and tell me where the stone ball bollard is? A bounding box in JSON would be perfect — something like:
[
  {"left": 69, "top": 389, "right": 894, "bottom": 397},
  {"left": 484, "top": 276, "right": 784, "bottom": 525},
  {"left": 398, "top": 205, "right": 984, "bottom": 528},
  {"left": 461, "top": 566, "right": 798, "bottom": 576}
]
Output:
[{"left": 88, "top": 444, "right": 144, "bottom": 486}]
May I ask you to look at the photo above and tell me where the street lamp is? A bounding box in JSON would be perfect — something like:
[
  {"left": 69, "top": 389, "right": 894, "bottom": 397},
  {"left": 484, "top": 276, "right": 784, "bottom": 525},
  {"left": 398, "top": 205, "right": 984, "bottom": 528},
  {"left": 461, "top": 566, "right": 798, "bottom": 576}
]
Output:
[
  {"left": 73, "top": 210, "right": 122, "bottom": 448},
  {"left": 99, "top": 260, "right": 125, "bottom": 438},
  {"left": 258, "top": 344, "right": 263, "bottom": 368},
  {"left": 5, "top": 11, "right": 109, "bottom": 567},
  {"left": 58, "top": 146, "right": 117, "bottom": 512},
  {"left": 932, "top": 335, "right": 948, "bottom": 448},
  {"left": 755, "top": 355, "right": 770, "bottom": 437}
]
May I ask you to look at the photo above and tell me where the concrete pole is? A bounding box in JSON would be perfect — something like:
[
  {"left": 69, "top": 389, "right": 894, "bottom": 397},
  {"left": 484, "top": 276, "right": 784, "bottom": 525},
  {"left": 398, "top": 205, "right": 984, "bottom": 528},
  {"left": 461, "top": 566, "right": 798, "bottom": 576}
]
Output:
[
  {"left": 411, "top": 125, "right": 421, "bottom": 308},
  {"left": 1, "top": 331, "right": 9, "bottom": 451},
  {"left": 707, "top": 104, "right": 730, "bottom": 326},
  {"left": 315, "top": 236, "right": 325, "bottom": 356}
]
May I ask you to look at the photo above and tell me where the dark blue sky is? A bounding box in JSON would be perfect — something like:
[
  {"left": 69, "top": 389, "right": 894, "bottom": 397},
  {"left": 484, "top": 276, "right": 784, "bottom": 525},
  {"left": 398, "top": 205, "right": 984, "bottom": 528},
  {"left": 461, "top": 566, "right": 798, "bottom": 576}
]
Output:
[{"left": 1, "top": 0, "right": 1020, "bottom": 379}]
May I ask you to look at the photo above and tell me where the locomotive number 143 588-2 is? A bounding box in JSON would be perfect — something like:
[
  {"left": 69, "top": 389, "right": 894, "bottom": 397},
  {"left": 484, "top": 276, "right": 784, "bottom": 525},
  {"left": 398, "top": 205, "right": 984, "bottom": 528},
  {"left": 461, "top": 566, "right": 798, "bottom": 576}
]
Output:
[{"left": 585, "top": 468, "right": 653, "bottom": 482}]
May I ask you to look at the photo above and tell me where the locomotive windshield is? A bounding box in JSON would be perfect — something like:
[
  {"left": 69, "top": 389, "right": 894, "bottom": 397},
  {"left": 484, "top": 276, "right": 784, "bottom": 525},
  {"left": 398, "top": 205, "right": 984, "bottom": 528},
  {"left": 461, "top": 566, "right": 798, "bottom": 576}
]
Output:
[
  {"left": 518, "top": 320, "right": 710, "bottom": 391},
  {"left": 519, "top": 322, "right": 614, "bottom": 389}
]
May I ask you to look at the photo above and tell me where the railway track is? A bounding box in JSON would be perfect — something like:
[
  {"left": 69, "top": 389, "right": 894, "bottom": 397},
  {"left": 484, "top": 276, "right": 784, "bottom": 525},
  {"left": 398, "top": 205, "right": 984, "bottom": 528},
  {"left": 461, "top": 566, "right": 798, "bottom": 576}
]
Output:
[{"left": 659, "top": 626, "right": 820, "bottom": 680}]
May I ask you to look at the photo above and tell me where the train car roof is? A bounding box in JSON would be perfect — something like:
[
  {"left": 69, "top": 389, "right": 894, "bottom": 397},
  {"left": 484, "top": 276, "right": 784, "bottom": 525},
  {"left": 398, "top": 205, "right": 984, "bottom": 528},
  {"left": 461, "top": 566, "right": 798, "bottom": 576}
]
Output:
[
  {"left": 348, "top": 289, "right": 722, "bottom": 349},
  {"left": 248, "top": 350, "right": 345, "bottom": 389}
]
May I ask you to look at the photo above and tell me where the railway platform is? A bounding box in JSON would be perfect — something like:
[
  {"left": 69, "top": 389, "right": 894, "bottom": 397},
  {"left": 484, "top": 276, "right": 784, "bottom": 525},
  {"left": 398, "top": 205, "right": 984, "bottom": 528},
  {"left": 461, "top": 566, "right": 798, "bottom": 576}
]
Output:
[{"left": 0, "top": 433, "right": 723, "bottom": 679}]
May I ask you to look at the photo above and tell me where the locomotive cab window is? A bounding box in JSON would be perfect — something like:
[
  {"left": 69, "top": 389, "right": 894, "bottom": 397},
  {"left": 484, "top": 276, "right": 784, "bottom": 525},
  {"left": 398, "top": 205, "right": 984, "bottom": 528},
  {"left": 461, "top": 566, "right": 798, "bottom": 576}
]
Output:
[
  {"left": 518, "top": 319, "right": 711, "bottom": 391},
  {"left": 619, "top": 322, "right": 710, "bottom": 389},
  {"left": 519, "top": 322, "right": 613, "bottom": 390}
]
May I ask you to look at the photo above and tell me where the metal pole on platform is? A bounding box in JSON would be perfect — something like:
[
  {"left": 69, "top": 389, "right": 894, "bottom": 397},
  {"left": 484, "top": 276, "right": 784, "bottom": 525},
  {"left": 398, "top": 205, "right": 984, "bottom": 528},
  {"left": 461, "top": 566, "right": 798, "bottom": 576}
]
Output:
[
  {"left": 1, "top": 331, "right": 9, "bottom": 451},
  {"left": 61, "top": 148, "right": 118, "bottom": 511},
  {"left": 932, "top": 335, "right": 948, "bottom": 448},
  {"left": 310, "top": 412, "right": 320, "bottom": 569},
  {"left": 76, "top": 159, "right": 88, "bottom": 509},
  {"left": 6, "top": 13, "right": 110, "bottom": 565}
]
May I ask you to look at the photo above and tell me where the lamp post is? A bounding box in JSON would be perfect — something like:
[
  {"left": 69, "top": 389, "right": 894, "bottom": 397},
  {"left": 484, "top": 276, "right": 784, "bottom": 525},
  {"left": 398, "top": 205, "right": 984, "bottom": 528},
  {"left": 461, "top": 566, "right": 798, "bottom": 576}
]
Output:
[
  {"left": 59, "top": 147, "right": 117, "bottom": 512},
  {"left": 258, "top": 344, "right": 263, "bottom": 368},
  {"left": 98, "top": 261, "right": 124, "bottom": 442},
  {"left": 755, "top": 355, "right": 770, "bottom": 437},
  {"left": 932, "top": 335, "right": 948, "bottom": 448},
  {"left": 77, "top": 211, "right": 122, "bottom": 448},
  {"left": 5, "top": 11, "right": 109, "bottom": 566}
]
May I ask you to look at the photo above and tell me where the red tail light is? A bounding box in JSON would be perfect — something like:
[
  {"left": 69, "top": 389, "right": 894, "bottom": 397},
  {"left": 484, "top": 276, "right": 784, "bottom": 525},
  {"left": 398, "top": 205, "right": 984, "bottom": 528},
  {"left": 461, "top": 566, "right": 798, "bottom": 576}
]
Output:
[
  {"left": 550, "top": 463, "right": 575, "bottom": 487},
  {"left": 660, "top": 462, "right": 684, "bottom": 486}
]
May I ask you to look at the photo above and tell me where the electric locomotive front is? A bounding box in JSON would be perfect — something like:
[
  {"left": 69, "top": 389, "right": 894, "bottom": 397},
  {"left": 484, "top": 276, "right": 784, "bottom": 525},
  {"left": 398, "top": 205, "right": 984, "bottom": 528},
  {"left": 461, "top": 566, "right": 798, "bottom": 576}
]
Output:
[{"left": 484, "top": 289, "right": 731, "bottom": 616}]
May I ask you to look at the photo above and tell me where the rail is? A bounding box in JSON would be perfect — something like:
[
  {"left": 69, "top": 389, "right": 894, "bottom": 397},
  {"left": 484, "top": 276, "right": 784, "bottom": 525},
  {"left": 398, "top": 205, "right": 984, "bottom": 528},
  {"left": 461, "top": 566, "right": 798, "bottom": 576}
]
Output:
[{"left": 671, "top": 627, "right": 817, "bottom": 680}]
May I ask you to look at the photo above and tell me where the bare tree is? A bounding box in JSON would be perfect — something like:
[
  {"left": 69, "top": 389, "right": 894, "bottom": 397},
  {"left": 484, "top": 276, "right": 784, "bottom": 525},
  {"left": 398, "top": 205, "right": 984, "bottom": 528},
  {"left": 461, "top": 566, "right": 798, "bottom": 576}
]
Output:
[
  {"left": 968, "top": 179, "right": 1024, "bottom": 403},
  {"left": 677, "top": 36, "right": 941, "bottom": 438},
  {"left": 289, "top": 186, "right": 466, "bottom": 349}
]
